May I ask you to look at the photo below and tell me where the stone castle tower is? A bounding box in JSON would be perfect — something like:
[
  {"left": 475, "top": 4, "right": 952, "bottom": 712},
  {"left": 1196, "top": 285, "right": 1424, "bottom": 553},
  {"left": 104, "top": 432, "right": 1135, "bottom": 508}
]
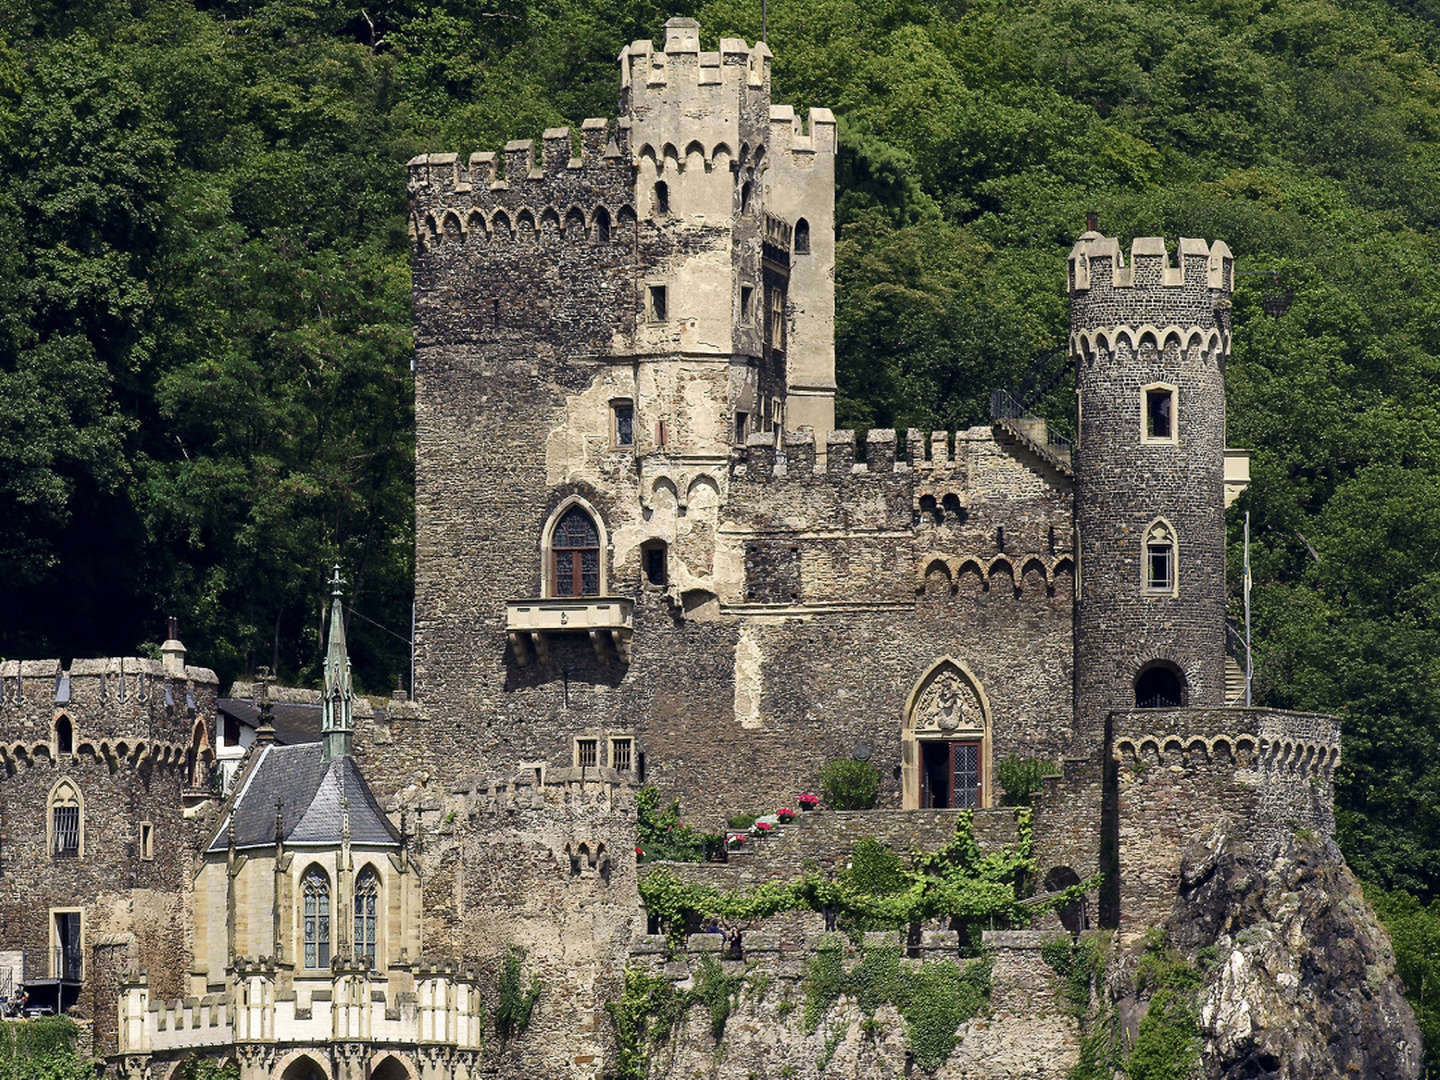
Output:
[
  {"left": 403, "top": 17, "right": 835, "bottom": 785},
  {"left": 1069, "top": 231, "right": 1235, "bottom": 742}
]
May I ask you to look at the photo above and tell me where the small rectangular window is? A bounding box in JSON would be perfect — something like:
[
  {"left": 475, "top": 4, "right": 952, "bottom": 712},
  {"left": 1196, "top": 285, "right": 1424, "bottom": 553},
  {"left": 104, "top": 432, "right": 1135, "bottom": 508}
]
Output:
[
  {"left": 740, "top": 285, "right": 754, "bottom": 324},
  {"left": 610, "top": 737, "right": 634, "bottom": 773},
  {"left": 576, "top": 739, "right": 598, "bottom": 769},
  {"left": 647, "top": 285, "right": 667, "bottom": 322},
  {"left": 612, "top": 401, "right": 634, "bottom": 447},
  {"left": 139, "top": 822, "right": 154, "bottom": 860},
  {"left": 1146, "top": 545, "right": 1173, "bottom": 592},
  {"left": 1146, "top": 387, "right": 1175, "bottom": 440},
  {"left": 735, "top": 412, "right": 748, "bottom": 444}
]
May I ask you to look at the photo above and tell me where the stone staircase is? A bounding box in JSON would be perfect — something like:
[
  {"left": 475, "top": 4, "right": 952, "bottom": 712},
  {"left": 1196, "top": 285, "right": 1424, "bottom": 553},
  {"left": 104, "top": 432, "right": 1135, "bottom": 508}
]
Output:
[{"left": 1225, "top": 655, "right": 1247, "bottom": 704}]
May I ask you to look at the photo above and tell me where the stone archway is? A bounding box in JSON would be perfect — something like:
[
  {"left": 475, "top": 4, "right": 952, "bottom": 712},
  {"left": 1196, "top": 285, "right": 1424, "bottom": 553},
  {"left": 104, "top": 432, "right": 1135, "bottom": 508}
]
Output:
[
  {"left": 900, "top": 658, "right": 993, "bottom": 810},
  {"left": 275, "top": 1051, "right": 331, "bottom": 1080}
]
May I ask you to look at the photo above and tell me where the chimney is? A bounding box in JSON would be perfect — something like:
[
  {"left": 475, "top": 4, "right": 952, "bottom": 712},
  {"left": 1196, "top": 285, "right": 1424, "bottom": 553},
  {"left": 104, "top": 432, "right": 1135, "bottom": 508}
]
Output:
[{"left": 161, "top": 617, "right": 187, "bottom": 677}]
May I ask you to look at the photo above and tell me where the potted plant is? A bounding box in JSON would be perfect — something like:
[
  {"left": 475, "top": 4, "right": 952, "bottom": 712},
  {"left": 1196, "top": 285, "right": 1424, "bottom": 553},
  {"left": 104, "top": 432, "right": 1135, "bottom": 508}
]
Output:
[
  {"left": 776, "top": 807, "right": 796, "bottom": 823},
  {"left": 798, "top": 792, "right": 819, "bottom": 811}
]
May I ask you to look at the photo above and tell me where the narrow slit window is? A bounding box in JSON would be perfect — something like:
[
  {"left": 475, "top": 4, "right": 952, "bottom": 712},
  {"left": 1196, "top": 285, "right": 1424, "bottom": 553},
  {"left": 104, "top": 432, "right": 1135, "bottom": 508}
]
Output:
[
  {"left": 139, "top": 822, "right": 154, "bottom": 860},
  {"left": 612, "top": 401, "right": 634, "bottom": 448},
  {"left": 740, "top": 285, "right": 754, "bottom": 325},
  {"left": 354, "top": 867, "right": 379, "bottom": 967},
  {"left": 794, "top": 217, "right": 810, "bottom": 254},
  {"left": 735, "top": 412, "right": 749, "bottom": 444},
  {"left": 648, "top": 285, "right": 667, "bottom": 322},
  {"left": 643, "top": 542, "right": 667, "bottom": 586},
  {"left": 654, "top": 181, "right": 669, "bottom": 216}
]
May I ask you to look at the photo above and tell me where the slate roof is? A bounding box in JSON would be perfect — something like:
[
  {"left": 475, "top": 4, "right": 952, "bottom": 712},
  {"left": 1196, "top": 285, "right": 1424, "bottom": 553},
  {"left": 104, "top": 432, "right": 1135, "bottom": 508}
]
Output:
[
  {"left": 208, "top": 743, "right": 401, "bottom": 852},
  {"left": 217, "top": 697, "right": 323, "bottom": 746}
]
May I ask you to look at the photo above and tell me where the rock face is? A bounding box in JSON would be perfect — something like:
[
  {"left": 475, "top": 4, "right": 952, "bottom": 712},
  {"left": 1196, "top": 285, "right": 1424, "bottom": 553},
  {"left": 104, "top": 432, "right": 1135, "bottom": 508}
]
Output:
[{"left": 1171, "top": 822, "right": 1421, "bottom": 1080}]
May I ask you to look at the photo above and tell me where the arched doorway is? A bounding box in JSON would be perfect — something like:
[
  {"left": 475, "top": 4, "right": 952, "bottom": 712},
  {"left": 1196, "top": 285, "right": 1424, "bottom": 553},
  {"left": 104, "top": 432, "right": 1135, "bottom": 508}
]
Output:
[
  {"left": 1043, "top": 866, "right": 1088, "bottom": 934},
  {"left": 277, "top": 1054, "right": 329, "bottom": 1080},
  {"left": 901, "top": 658, "right": 993, "bottom": 810},
  {"left": 369, "top": 1055, "right": 415, "bottom": 1080},
  {"left": 1135, "top": 662, "right": 1186, "bottom": 708}
]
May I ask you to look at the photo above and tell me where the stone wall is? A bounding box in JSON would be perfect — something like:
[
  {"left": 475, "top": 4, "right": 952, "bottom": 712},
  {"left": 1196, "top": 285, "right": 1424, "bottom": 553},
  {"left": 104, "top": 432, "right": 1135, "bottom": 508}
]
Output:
[
  {"left": 0, "top": 656, "right": 215, "bottom": 1055},
  {"left": 619, "top": 928, "right": 1079, "bottom": 1078},
  {"left": 1111, "top": 706, "right": 1340, "bottom": 932}
]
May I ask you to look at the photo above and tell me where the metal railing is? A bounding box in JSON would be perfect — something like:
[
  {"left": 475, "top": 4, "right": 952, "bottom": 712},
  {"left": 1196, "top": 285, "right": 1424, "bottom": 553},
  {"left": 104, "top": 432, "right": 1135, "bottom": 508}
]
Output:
[
  {"left": 1226, "top": 621, "right": 1253, "bottom": 706},
  {"left": 988, "top": 389, "right": 1072, "bottom": 453}
]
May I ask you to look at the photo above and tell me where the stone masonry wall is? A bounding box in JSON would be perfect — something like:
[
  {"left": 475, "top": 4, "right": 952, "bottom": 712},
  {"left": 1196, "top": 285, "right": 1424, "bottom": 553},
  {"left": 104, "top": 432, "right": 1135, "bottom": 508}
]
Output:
[
  {"left": 0, "top": 658, "right": 214, "bottom": 1055},
  {"left": 1111, "top": 706, "right": 1340, "bottom": 933}
]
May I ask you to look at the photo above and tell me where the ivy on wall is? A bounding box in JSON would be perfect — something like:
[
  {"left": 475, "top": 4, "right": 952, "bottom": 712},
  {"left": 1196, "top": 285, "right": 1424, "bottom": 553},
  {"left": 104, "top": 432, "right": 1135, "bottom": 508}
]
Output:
[
  {"left": 606, "top": 956, "right": 744, "bottom": 1080},
  {"left": 639, "top": 811, "right": 1093, "bottom": 943},
  {"left": 804, "top": 942, "right": 992, "bottom": 1072}
]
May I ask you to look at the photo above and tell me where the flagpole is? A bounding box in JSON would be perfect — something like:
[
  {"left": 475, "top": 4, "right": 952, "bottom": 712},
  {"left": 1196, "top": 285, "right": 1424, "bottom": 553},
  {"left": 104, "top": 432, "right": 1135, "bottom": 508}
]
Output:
[{"left": 1244, "top": 511, "right": 1253, "bottom": 706}]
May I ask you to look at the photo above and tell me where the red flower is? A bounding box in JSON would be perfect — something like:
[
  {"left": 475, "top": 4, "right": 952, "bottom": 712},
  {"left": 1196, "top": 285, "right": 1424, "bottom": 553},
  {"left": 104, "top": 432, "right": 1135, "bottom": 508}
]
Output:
[{"left": 635, "top": 846, "right": 643, "bottom": 856}]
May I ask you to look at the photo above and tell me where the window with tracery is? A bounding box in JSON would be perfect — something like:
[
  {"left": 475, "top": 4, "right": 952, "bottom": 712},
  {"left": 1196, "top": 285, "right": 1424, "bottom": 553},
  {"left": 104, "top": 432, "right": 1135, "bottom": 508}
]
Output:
[
  {"left": 552, "top": 507, "right": 600, "bottom": 597},
  {"left": 302, "top": 866, "right": 331, "bottom": 969},
  {"left": 354, "top": 867, "right": 378, "bottom": 967}
]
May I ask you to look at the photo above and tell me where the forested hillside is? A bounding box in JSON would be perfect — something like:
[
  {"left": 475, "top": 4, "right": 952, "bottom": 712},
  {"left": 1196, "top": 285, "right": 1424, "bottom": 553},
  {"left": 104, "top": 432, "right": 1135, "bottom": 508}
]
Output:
[{"left": 2, "top": 0, "right": 1439, "bottom": 1054}]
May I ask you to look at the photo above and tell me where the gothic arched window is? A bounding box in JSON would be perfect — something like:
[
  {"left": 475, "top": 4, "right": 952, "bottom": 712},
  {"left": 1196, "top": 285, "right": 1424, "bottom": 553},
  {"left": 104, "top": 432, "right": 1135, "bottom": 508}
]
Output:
[
  {"left": 302, "top": 866, "right": 331, "bottom": 969},
  {"left": 49, "top": 780, "right": 82, "bottom": 858},
  {"left": 1143, "top": 521, "right": 1176, "bottom": 595},
  {"left": 794, "top": 217, "right": 810, "bottom": 254},
  {"left": 551, "top": 506, "right": 601, "bottom": 597},
  {"left": 354, "top": 867, "right": 379, "bottom": 967}
]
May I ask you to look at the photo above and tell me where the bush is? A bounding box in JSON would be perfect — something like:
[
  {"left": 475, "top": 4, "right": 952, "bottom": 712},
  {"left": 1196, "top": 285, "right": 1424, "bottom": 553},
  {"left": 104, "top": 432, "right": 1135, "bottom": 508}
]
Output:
[
  {"left": 995, "top": 756, "right": 1059, "bottom": 806},
  {"left": 820, "top": 759, "right": 881, "bottom": 810},
  {"left": 726, "top": 813, "right": 758, "bottom": 831},
  {"left": 635, "top": 786, "right": 725, "bottom": 862}
]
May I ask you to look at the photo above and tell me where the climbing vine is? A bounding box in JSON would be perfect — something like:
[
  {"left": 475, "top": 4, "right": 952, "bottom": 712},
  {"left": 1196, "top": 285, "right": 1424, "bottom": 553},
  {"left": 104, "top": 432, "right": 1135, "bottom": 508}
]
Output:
[
  {"left": 803, "top": 942, "right": 991, "bottom": 1072},
  {"left": 606, "top": 956, "right": 744, "bottom": 1080},
  {"left": 1045, "top": 931, "right": 1210, "bottom": 1080},
  {"left": 639, "top": 811, "right": 1091, "bottom": 943},
  {"left": 493, "top": 945, "right": 542, "bottom": 1041}
]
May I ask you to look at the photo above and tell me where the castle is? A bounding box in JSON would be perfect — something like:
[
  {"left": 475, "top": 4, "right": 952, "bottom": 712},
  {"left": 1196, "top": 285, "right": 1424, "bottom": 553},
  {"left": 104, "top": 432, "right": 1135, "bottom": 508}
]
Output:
[{"left": 0, "top": 17, "right": 1410, "bottom": 1080}]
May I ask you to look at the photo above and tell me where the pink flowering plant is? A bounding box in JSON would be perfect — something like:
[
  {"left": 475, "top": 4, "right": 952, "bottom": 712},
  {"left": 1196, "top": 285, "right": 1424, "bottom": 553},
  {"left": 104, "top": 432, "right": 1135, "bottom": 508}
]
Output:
[
  {"left": 754, "top": 820, "right": 774, "bottom": 833},
  {"left": 776, "top": 807, "right": 796, "bottom": 822},
  {"left": 797, "top": 792, "right": 820, "bottom": 809},
  {"left": 726, "top": 833, "right": 747, "bottom": 849}
]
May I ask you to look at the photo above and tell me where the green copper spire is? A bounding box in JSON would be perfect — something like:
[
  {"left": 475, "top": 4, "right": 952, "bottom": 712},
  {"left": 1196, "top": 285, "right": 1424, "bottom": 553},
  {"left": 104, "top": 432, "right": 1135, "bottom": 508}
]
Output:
[{"left": 322, "top": 565, "right": 354, "bottom": 762}]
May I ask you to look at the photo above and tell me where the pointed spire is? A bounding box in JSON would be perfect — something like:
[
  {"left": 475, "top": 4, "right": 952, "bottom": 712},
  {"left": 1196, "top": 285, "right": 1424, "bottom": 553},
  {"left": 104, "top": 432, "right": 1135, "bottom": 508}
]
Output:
[{"left": 322, "top": 565, "right": 355, "bottom": 762}]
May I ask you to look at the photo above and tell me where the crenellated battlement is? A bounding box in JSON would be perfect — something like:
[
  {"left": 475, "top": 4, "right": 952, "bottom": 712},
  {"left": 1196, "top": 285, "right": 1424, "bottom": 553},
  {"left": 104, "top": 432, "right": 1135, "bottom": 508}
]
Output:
[
  {"left": 1068, "top": 233, "right": 1234, "bottom": 362},
  {"left": 1068, "top": 234, "right": 1232, "bottom": 293},
  {"left": 732, "top": 425, "right": 1076, "bottom": 484},
  {"left": 118, "top": 962, "right": 484, "bottom": 1055},
  {"left": 0, "top": 657, "right": 218, "bottom": 708},
  {"left": 620, "top": 19, "right": 771, "bottom": 96}
]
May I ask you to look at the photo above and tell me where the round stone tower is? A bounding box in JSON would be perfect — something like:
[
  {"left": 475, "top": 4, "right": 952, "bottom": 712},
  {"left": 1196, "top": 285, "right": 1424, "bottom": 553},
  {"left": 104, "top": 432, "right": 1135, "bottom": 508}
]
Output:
[{"left": 1069, "top": 227, "right": 1234, "bottom": 746}]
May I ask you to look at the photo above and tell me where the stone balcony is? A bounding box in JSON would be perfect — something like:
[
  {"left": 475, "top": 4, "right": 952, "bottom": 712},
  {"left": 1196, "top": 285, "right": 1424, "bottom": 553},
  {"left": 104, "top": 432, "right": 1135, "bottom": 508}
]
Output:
[{"left": 505, "top": 597, "right": 634, "bottom": 665}]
